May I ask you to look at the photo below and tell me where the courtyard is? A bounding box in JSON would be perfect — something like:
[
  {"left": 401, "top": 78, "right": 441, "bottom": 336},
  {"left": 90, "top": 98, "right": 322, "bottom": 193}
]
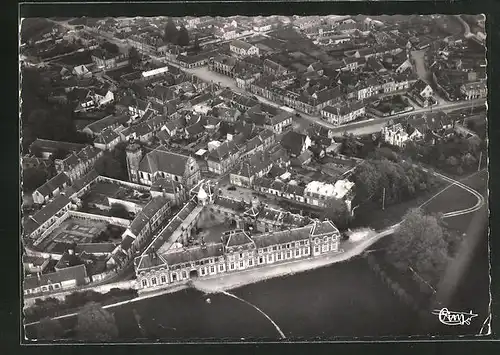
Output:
[{"left": 36, "top": 217, "right": 109, "bottom": 253}]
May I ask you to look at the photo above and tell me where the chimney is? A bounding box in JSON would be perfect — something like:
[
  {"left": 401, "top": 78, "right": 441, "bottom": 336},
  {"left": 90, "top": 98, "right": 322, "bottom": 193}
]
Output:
[{"left": 37, "top": 272, "right": 41, "bottom": 281}]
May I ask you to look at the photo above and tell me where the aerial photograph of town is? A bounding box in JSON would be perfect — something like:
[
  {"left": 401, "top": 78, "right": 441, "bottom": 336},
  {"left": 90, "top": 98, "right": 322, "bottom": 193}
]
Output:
[{"left": 20, "top": 14, "right": 489, "bottom": 342}]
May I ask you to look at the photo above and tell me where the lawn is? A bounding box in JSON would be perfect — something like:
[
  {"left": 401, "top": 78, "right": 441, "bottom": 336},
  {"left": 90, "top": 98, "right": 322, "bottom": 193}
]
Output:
[{"left": 351, "top": 180, "right": 448, "bottom": 231}]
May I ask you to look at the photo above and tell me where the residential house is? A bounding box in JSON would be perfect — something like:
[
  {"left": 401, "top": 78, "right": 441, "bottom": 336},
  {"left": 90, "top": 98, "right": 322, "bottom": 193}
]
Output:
[
  {"left": 280, "top": 131, "right": 312, "bottom": 158},
  {"left": 81, "top": 114, "right": 129, "bottom": 137},
  {"left": 150, "top": 178, "right": 188, "bottom": 206},
  {"left": 304, "top": 180, "right": 355, "bottom": 208},
  {"left": 230, "top": 39, "right": 260, "bottom": 57},
  {"left": 32, "top": 172, "right": 71, "bottom": 205},
  {"left": 207, "top": 140, "right": 241, "bottom": 175},
  {"left": 72, "top": 64, "right": 92, "bottom": 78},
  {"left": 321, "top": 100, "right": 365, "bottom": 126},
  {"left": 382, "top": 121, "right": 424, "bottom": 148},
  {"left": 263, "top": 59, "right": 289, "bottom": 76},
  {"left": 229, "top": 151, "right": 273, "bottom": 188},
  {"left": 23, "top": 264, "right": 89, "bottom": 296},
  {"left": 127, "top": 145, "right": 201, "bottom": 187},
  {"left": 209, "top": 55, "right": 237, "bottom": 78},
  {"left": 54, "top": 146, "right": 103, "bottom": 183},
  {"left": 93, "top": 128, "right": 122, "bottom": 151},
  {"left": 409, "top": 79, "right": 434, "bottom": 107},
  {"left": 264, "top": 111, "right": 294, "bottom": 134},
  {"left": 91, "top": 49, "right": 129, "bottom": 70}
]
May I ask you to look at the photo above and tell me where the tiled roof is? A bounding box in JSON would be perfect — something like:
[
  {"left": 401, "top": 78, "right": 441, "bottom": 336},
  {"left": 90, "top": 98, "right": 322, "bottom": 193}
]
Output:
[
  {"left": 311, "top": 220, "right": 339, "bottom": 237},
  {"left": 207, "top": 140, "right": 239, "bottom": 163},
  {"left": 225, "top": 229, "right": 254, "bottom": 248},
  {"left": 34, "top": 172, "right": 71, "bottom": 198},
  {"left": 94, "top": 128, "right": 120, "bottom": 145},
  {"left": 281, "top": 131, "right": 307, "bottom": 156},
  {"left": 23, "top": 264, "right": 87, "bottom": 290},
  {"left": 151, "top": 178, "right": 184, "bottom": 195},
  {"left": 29, "top": 139, "right": 86, "bottom": 155},
  {"left": 120, "top": 235, "right": 135, "bottom": 251},
  {"left": 128, "top": 195, "right": 169, "bottom": 236},
  {"left": 23, "top": 195, "right": 71, "bottom": 237},
  {"left": 75, "top": 243, "right": 116, "bottom": 254},
  {"left": 163, "top": 244, "right": 224, "bottom": 266},
  {"left": 253, "top": 225, "right": 312, "bottom": 248},
  {"left": 139, "top": 145, "right": 192, "bottom": 176},
  {"left": 231, "top": 39, "right": 254, "bottom": 51}
]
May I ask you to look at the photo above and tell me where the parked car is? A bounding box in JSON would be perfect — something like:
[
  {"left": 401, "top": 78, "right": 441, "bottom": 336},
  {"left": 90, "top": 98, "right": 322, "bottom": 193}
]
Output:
[{"left": 227, "top": 186, "right": 236, "bottom": 191}]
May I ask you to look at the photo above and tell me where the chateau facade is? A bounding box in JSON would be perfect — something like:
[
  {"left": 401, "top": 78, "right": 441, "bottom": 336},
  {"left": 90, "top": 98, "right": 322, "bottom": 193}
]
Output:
[{"left": 134, "top": 216, "right": 341, "bottom": 291}]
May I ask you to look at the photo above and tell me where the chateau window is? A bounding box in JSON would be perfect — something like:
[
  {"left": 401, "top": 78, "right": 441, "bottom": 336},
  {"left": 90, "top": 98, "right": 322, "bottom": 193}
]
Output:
[
  {"left": 264, "top": 247, "right": 268, "bottom": 253},
  {"left": 151, "top": 277, "right": 157, "bottom": 285},
  {"left": 273, "top": 246, "right": 277, "bottom": 251},
  {"left": 201, "top": 268, "right": 206, "bottom": 276},
  {"left": 54, "top": 284, "right": 60, "bottom": 289},
  {"left": 296, "top": 249, "right": 300, "bottom": 256},
  {"left": 210, "top": 266, "right": 215, "bottom": 273},
  {"left": 239, "top": 261, "right": 244, "bottom": 268},
  {"left": 277, "top": 253, "right": 282, "bottom": 260},
  {"left": 314, "top": 246, "right": 319, "bottom": 253},
  {"left": 219, "top": 264, "right": 224, "bottom": 272},
  {"left": 286, "top": 244, "right": 290, "bottom": 249},
  {"left": 230, "top": 263, "right": 235, "bottom": 270},
  {"left": 249, "top": 259, "right": 253, "bottom": 266},
  {"left": 259, "top": 257, "right": 263, "bottom": 264},
  {"left": 161, "top": 275, "right": 167, "bottom": 283},
  {"left": 239, "top": 253, "right": 243, "bottom": 259},
  {"left": 182, "top": 271, "right": 187, "bottom": 279},
  {"left": 142, "top": 279, "right": 148, "bottom": 287}
]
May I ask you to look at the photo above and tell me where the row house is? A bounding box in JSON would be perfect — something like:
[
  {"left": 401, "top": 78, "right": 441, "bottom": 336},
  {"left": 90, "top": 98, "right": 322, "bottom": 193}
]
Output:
[
  {"left": 207, "top": 140, "right": 241, "bottom": 175},
  {"left": 32, "top": 172, "right": 71, "bottom": 205},
  {"left": 120, "top": 196, "right": 172, "bottom": 253},
  {"left": 229, "top": 39, "right": 260, "bottom": 57},
  {"left": 120, "top": 115, "right": 168, "bottom": 143},
  {"left": 94, "top": 128, "right": 122, "bottom": 151},
  {"left": 263, "top": 59, "right": 289, "bottom": 77},
  {"left": 134, "top": 219, "right": 341, "bottom": 291},
  {"left": 55, "top": 146, "right": 103, "bottom": 183},
  {"left": 264, "top": 111, "right": 294, "bottom": 135},
  {"left": 209, "top": 55, "right": 237, "bottom": 78},
  {"left": 91, "top": 49, "right": 129, "bottom": 70},
  {"left": 229, "top": 152, "right": 274, "bottom": 188},
  {"left": 254, "top": 177, "right": 306, "bottom": 204},
  {"left": 81, "top": 114, "right": 129, "bottom": 138},
  {"left": 23, "top": 195, "right": 72, "bottom": 242},
  {"left": 321, "top": 100, "right": 365, "bottom": 126}
]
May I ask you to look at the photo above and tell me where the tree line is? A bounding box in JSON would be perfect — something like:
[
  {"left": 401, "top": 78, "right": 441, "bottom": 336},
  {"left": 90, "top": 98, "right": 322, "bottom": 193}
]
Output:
[
  {"left": 163, "top": 18, "right": 196, "bottom": 48},
  {"left": 351, "top": 157, "right": 440, "bottom": 208}
]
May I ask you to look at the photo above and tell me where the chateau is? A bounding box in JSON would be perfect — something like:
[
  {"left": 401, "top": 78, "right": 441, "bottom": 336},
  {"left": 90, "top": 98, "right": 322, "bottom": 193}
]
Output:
[{"left": 133, "top": 182, "right": 342, "bottom": 291}]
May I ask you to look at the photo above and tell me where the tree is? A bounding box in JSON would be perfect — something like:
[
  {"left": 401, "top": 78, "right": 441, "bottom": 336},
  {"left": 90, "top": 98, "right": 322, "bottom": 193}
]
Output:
[
  {"left": 94, "top": 152, "right": 127, "bottom": 180},
  {"left": 387, "top": 208, "right": 449, "bottom": 285},
  {"left": 36, "top": 317, "right": 64, "bottom": 340},
  {"left": 75, "top": 302, "right": 119, "bottom": 341},
  {"left": 109, "top": 204, "right": 129, "bottom": 219},
  {"left": 193, "top": 34, "right": 200, "bottom": 52},
  {"left": 322, "top": 198, "right": 351, "bottom": 230},
  {"left": 23, "top": 168, "right": 48, "bottom": 192},
  {"left": 341, "top": 133, "right": 359, "bottom": 156},
  {"left": 177, "top": 25, "right": 190, "bottom": 47},
  {"left": 128, "top": 46, "right": 141, "bottom": 67},
  {"left": 163, "top": 18, "right": 178, "bottom": 44}
]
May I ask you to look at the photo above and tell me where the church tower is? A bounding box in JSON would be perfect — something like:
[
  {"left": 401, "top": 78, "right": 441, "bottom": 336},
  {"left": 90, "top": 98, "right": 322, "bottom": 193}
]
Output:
[{"left": 126, "top": 143, "right": 143, "bottom": 184}]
